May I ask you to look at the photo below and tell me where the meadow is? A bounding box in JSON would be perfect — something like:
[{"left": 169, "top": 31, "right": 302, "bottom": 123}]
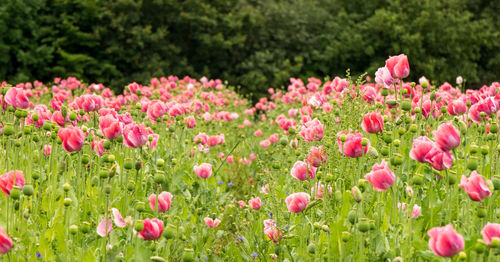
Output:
[{"left": 0, "top": 54, "right": 499, "bottom": 261}]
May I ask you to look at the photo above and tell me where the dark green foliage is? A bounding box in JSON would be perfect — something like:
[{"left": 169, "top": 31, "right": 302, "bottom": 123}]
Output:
[{"left": 0, "top": 0, "right": 498, "bottom": 98}]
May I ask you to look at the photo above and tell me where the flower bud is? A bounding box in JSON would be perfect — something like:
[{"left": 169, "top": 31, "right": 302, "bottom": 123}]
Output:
[
  {"left": 157, "top": 158, "right": 165, "bottom": 167},
  {"left": 351, "top": 186, "right": 362, "bottom": 202},
  {"left": 381, "top": 89, "right": 389, "bottom": 97},
  {"left": 361, "top": 138, "right": 369, "bottom": 146}
]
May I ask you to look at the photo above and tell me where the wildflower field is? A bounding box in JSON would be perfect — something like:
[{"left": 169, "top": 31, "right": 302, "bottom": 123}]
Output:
[{"left": 0, "top": 54, "right": 499, "bottom": 261}]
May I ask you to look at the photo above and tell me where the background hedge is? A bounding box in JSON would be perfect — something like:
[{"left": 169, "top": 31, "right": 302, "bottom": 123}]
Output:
[{"left": 1, "top": 0, "right": 499, "bottom": 98}]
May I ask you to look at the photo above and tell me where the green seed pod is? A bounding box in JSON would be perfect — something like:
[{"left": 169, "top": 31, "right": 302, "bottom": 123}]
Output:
[
  {"left": 491, "top": 237, "right": 500, "bottom": 248},
  {"left": 386, "top": 100, "right": 397, "bottom": 106},
  {"left": 347, "top": 210, "right": 357, "bottom": 225},
  {"left": 23, "top": 125, "right": 32, "bottom": 134},
  {"left": 334, "top": 190, "right": 342, "bottom": 201},
  {"left": 10, "top": 186, "right": 21, "bottom": 200},
  {"left": 351, "top": 186, "right": 363, "bottom": 202},
  {"left": 14, "top": 109, "right": 24, "bottom": 118},
  {"left": 393, "top": 139, "right": 400, "bottom": 147},
  {"left": 401, "top": 100, "right": 411, "bottom": 111},
  {"left": 447, "top": 174, "right": 457, "bottom": 185},
  {"left": 380, "top": 146, "right": 389, "bottom": 156},
  {"left": 474, "top": 241, "right": 487, "bottom": 254},
  {"left": 492, "top": 176, "right": 500, "bottom": 190},
  {"left": 103, "top": 140, "right": 111, "bottom": 150},
  {"left": 466, "top": 159, "right": 478, "bottom": 171},
  {"left": 99, "top": 169, "right": 109, "bottom": 179},
  {"left": 157, "top": 158, "right": 165, "bottom": 167},
  {"left": 480, "top": 145, "right": 489, "bottom": 155},
  {"left": 361, "top": 138, "right": 369, "bottom": 146},
  {"left": 91, "top": 176, "right": 99, "bottom": 186},
  {"left": 397, "top": 127, "right": 405, "bottom": 136},
  {"left": 81, "top": 154, "right": 90, "bottom": 165},
  {"left": 383, "top": 133, "right": 393, "bottom": 144},
  {"left": 154, "top": 172, "right": 165, "bottom": 184},
  {"left": 81, "top": 222, "right": 91, "bottom": 234},
  {"left": 151, "top": 256, "right": 166, "bottom": 262},
  {"left": 182, "top": 248, "right": 194, "bottom": 262},
  {"left": 357, "top": 219, "right": 370, "bottom": 233},
  {"left": 135, "top": 161, "right": 142, "bottom": 171},
  {"left": 32, "top": 134, "right": 40, "bottom": 142},
  {"left": 127, "top": 181, "right": 135, "bottom": 191},
  {"left": 14, "top": 140, "right": 21, "bottom": 147},
  {"left": 63, "top": 197, "right": 72, "bottom": 207},
  {"left": 414, "top": 107, "right": 421, "bottom": 114},
  {"left": 32, "top": 172, "right": 40, "bottom": 180},
  {"left": 412, "top": 174, "right": 424, "bottom": 186},
  {"left": 477, "top": 207, "right": 487, "bottom": 218},
  {"left": 164, "top": 224, "right": 176, "bottom": 240},
  {"left": 136, "top": 202, "right": 145, "bottom": 212},
  {"left": 279, "top": 137, "right": 288, "bottom": 146},
  {"left": 69, "top": 112, "right": 77, "bottom": 121},
  {"left": 391, "top": 155, "right": 403, "bottom": 166},
  {"left": 421, "top": 81, "right": 428, "bottom": 88},
  {"left": 3, "top": 124, "right": 14, "bottom": 136},
  {"left": 341, "top": 231, "right": 351, "bottom": 242},
  {"left": 63, "top": 183, "right": 71, "bottom": 192},
  {"left": 124, "top": 159, "right": 134, "bottom": 170},
  {"left": 307, "top": 243, "right": 316, "bottom": 254},
  {"left": 457, "top": 252, "right": 466, "bottom": 261},
  {"left": 490, "top": 124, "right": 499, "bottom": 134},
  {"left": 134, "top": 220, "right": 144, "bottom": 232},
  {"left": 470, "top": 145, "right": 479, "bottom": 154},
  {"left": 440, "top": 106, "right": 447, "bottom": 114},
  {"left": 104, "top": 184, "right": 112, "bottom": 194},
  {"left": 70, "top": 225, "right": 78, "bottom": 235},
  {"left": 430, "top": 92, "right": 436, "bottom": 101},
  {"left": 339, "top": 134, "right": 347, "bottom": 142}
]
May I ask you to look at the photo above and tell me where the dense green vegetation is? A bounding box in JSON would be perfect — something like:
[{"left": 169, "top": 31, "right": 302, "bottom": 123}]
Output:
[{"left": 1, "top": 0, "right": 499, "bottom": 97}]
